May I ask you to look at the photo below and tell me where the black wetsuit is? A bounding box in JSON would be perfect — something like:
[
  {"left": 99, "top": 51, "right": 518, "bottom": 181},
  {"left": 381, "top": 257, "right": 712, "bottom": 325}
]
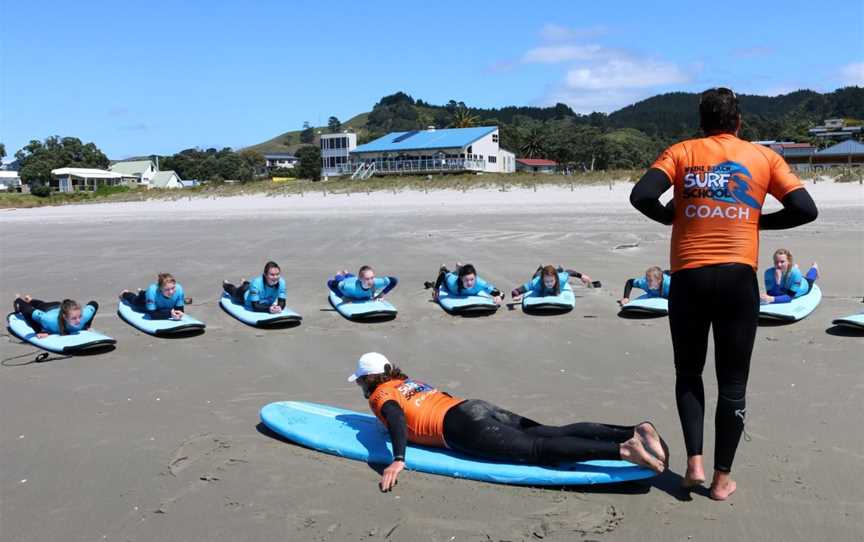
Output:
[{"left": 380, "top": 399, "right": 634, "bottom": 465}]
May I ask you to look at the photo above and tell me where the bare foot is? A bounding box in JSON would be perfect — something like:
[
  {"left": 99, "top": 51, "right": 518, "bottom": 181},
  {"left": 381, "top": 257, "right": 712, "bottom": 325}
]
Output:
[
  {"left": 620, "top": 436, "right": 664, "bottom": 473},
  {"left": 682, "top": 455, "right": 706, "bottom": 488},
  {"left": 636, "top": 422, "right": 667, "bottom": 466},
  {"left": 710, "top": 471, "right": 737, "bottom": 500}
]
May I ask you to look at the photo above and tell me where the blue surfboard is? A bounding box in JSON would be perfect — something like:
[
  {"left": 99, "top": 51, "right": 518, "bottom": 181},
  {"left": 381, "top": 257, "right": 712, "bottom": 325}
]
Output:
[
  {"left": 7, "top": 312, "right": 116, "bottom": 354},
  {"left": 261, "top": 401, "right": 655, "bottom": 486},
  {"left": 328, "top": 291, "right": 397, "bottom": 321},
  {"left": 832, "top": 312, "right": 864, "bottom": 330},
  {"left": 620, "top": 295, "right": 668, "bottom": 316},
  {"left": 522, "top": 284, "right": 575, "bottom": 313},
  {"left": 759, "top": 284, "right": 821, "bottom": 322},
  {"left": 437, "top": 289, "right": 499, "bottom": 315},
  {"left": 219, "top": 294, "right": 302, "bottom": 327},
  {"left": 117, "top": 300, "right": 206, "bottom": 336}
]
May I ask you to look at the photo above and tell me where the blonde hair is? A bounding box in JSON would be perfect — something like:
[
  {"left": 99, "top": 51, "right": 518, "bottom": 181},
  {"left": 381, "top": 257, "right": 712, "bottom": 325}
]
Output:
[
  {"left": 773, "top": 248, "right": 794, "bottom": 284},
  {"left": 58, "top": 299, "right": 81, "bottom": 335},
  {"left": 157, "top": 273, "right": 176, "bottom": 288},
  {"left": 645, "top": 266, "right": 664, "bottom": 282}
]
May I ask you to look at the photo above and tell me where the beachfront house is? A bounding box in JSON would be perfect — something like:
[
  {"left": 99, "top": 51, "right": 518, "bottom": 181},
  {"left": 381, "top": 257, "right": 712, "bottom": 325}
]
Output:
[
  {"left": 264, "top": 153, "right": 299, "bottom": 171},
  {"left": 109, "top": 159, "right": 157, "bottom": 187},
  {"left": 50, "top": 167, "right": 128, "bottom": 192},
  {"left": 346, "top": 126, "right": 516, "bottom": 179},
  {"left": 149, "top": 170, "right": 183, "bottom": 189},
  {"left": 808, "top": 118, "right": 863, "bottom": 142},
  {"left": 516, "top": 158, "right": 558, "bottom": 174},
  {"left": 320, "top": 132, "right": 358, "bottom": 177},
  {"left": 0, "top": 170, "right": 22, "bottom": 191}
]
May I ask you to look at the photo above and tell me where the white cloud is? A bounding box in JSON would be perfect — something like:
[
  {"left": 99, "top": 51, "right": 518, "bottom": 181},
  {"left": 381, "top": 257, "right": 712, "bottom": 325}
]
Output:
[
  {"left": 539, "top": 24, "right": 606, "bottom": 42},
  {"left": 522, "top": 45, "right": 607, "bottom": 64},
  {"left": 564, "top": 59, "right": 690, "bottom": 90},
  {"left": 839, "top": 62, "right": 864, "bottom": 85}
]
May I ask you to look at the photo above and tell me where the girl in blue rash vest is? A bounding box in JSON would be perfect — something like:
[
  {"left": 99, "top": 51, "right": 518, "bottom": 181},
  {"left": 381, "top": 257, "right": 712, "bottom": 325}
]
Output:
[
  {"left": 223, "top": 261, "right": 287, "bottom": 314},
  {"left": 13, "top": 295, "right": 98, "bottom": 338},
  {"left": 760, "top": 248, "right": 819, "bottom": 304},
  {"left": 120, "top": 273, "right": 186, "bottom": 320},
  {"left": 619, "top": 266, "right": 671, "bottom": 306},
  {"left": 429, "top": 263, "right": 504, "bottom": 304},
  {"left": 328, "top": 265, "right": 398, "bottom": 302},
  {"left": 510, "top": 264, "right": 595, "bottom": 300}
]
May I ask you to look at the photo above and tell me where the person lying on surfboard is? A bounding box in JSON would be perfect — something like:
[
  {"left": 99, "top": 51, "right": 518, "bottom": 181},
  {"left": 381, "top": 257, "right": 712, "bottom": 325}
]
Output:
[
  {"left": 619, "top": 266, "right": 671, "bottom": 306},
  {"left": 328, "top": 265, "right": 398, "bottom": 303},
  {"left": 223, "top": 261, "right": 287, "bottom": 314},
  {"left": 13, "top": 295, "right": 98, "bottom": 338},
  {"left": 426, "top": 263, "right": 504, "bottom": 305},
  {"left": 510, "top": 264, "right": 597, "bottom": 301},
  {"left": 120, "top": 273, "right": 186, "bottom": 320},
  {"left": 349, "top": 352, "right": 668, "bottom": 492},
  {"left": 760, "top": 248, "right": 818, "bottom": 305}
]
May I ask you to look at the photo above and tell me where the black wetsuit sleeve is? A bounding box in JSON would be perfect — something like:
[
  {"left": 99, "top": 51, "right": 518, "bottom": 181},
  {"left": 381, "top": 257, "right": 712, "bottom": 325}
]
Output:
[
  {"left": 759, "top": 188, "right": 818, "bottom": 230},
  {"left": 380, "top": 400, "right": 407, "bottom": 462},
  {"left": 623, "top": 279, "right": 635, "bottom": 299},
  {"left": 277, "top": 298, "right": 286, "bottom": 309},
  {"left": 379, "top": 277, "right": 398, "bottom": 296},
  {"left": 249, "top": 301, "right": 272, "bottom": 312},
  {"left": 512, "top": 285, "right": 527, "bottom": 296},
  {"left": 563, "top": 269, "right": 582, "bottom": 278},
  {"left": 630, "top": 168, "right": 674, "bottom": 225},
  {"left": 148, "top": 308, "right": 173, "bottom": 320}
]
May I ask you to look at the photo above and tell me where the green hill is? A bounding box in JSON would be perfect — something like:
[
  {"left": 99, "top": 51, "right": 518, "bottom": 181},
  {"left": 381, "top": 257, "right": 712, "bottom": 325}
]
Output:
[{"left": 243, "top": 87, "right": 864, "bottom": 155}]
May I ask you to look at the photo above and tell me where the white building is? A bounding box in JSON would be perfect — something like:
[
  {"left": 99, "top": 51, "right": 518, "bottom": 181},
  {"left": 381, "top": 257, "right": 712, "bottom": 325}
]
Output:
[
  {"left": 149, "top": 170, "right": 183, "bottom": 189},
  {"left": 348, "top": 126, "right": 514, "bottom": 178},
  {"left": 0, "top": 170, "right": 22, "bottom": 191},
  {"left": 50, "top": 168, "right": 128, "bottom": 192},
  {"left": 109, "top": 159, "right": 157, "bottom": 186},
  {"left": 320, "top": 132, "right": 357, "bottom": 177},
  {"left": 264, "top": 153, "right": 299, "bottom": 170}
]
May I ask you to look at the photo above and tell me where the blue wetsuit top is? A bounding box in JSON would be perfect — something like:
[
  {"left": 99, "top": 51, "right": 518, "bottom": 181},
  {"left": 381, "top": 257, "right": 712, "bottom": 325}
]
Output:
[
  {"left": 328, "top": 273, "right": 398, "bottom": 300},
  {"left": 145, "top": 283, "right": 185, "bottom": 313},
  {"left": 32, "top": 304, "right": 96, "bottom": 335},
  {"left": 522, "top": 272, "right": 571, "bottom": 296},
  {"left": 764, "top": 266, "right": 809, "bottom": 304},
  {"left": 632, "top": 274, "right": 671, "bottom": 299},
  {"left": 442, "top": 272, "right": 496, "bottom": 296},
  {"left": 245, "top": 275, "right": 286, "bottom": 308}
]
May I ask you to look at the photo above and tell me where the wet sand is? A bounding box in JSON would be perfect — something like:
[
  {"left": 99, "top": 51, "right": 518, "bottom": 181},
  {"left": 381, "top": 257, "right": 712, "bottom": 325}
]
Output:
[{"left": 1, "top": 183, "right": 862, "bottom": 541}]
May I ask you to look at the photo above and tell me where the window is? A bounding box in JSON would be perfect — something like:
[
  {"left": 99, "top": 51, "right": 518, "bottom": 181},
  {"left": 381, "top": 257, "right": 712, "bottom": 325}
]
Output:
[
  {"left": 492, "top": 133, "right": 498, "bottom": 143},
  {"left": 488, "top": 155, "right": 497, "bottom": 163}
]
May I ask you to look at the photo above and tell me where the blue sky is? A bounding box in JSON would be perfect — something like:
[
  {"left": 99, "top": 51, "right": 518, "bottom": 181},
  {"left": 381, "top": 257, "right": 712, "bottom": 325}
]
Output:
[{"left": 1, "top": 0, "right": 862, "bottom": 159}]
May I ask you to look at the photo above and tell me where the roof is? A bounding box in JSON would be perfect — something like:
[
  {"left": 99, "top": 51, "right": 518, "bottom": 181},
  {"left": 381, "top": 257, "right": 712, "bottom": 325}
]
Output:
[
  {"left": 109, "top": 160, "right": 154, "bottom": 175},
  {"left": 264, "top": 153, "right": 298, "bottom": 159},
  {"left": 516, "top": 158, "right": 557, "bottom": 166},
  {"left": 0, "top": 171, "right": 21, "bottom": 179},
  {"left": 352, "top": 126, "right": 497, "bottom": 154},
  {"left": 150, "top": 170, "right": 182, "bottom": 188},
  {"left": 52, "top": 167, "right": 124, "bottom": 179},
  {"left": 816, "top": 140, "right": 864, "bottom": 156}
]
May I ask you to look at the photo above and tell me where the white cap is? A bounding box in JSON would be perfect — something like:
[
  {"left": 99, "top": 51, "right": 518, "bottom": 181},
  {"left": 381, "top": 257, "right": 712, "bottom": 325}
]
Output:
[{"left": 347, "top": 352, "right": 390, "bottom": 382}]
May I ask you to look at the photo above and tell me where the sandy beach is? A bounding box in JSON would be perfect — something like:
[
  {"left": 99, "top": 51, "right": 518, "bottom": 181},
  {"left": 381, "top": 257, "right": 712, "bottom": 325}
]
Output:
[{"left": 1, "top": 181, "right": 862, "bottom": 542}]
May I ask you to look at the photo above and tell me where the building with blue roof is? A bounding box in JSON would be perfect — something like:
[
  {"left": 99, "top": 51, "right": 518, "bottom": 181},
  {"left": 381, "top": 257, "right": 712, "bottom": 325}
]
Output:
[
  {"left": 346, "top": 126, "right": 515, "bottom": 178},
  {"left": 810, "top": 139, "right": 864, "bottom": 170}
]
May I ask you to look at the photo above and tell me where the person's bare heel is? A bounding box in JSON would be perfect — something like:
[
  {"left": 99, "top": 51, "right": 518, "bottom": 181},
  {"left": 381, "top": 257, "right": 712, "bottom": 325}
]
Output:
[
  {"left": 620, "top": 436, "right": 664, "bottom": 474},
  {"left": 710, "top": 471, "right": 737, "bottom": 500},
  {"left": 636, "top": 422, "right": 667, "bottom": 466},
  {"left": 682, "top": 455, "right": 706, "bottom": 488}
]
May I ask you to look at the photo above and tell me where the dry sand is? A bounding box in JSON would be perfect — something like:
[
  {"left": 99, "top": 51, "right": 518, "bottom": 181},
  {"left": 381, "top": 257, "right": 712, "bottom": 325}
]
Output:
[{"left": 1, "top": 181, "right": 862, "bottom": 542}]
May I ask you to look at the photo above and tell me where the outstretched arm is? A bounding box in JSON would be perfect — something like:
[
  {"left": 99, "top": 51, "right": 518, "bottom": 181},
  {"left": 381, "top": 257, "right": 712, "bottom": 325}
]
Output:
[{"left": 379, "top": 401, "right": 407, "bottom": 491}]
